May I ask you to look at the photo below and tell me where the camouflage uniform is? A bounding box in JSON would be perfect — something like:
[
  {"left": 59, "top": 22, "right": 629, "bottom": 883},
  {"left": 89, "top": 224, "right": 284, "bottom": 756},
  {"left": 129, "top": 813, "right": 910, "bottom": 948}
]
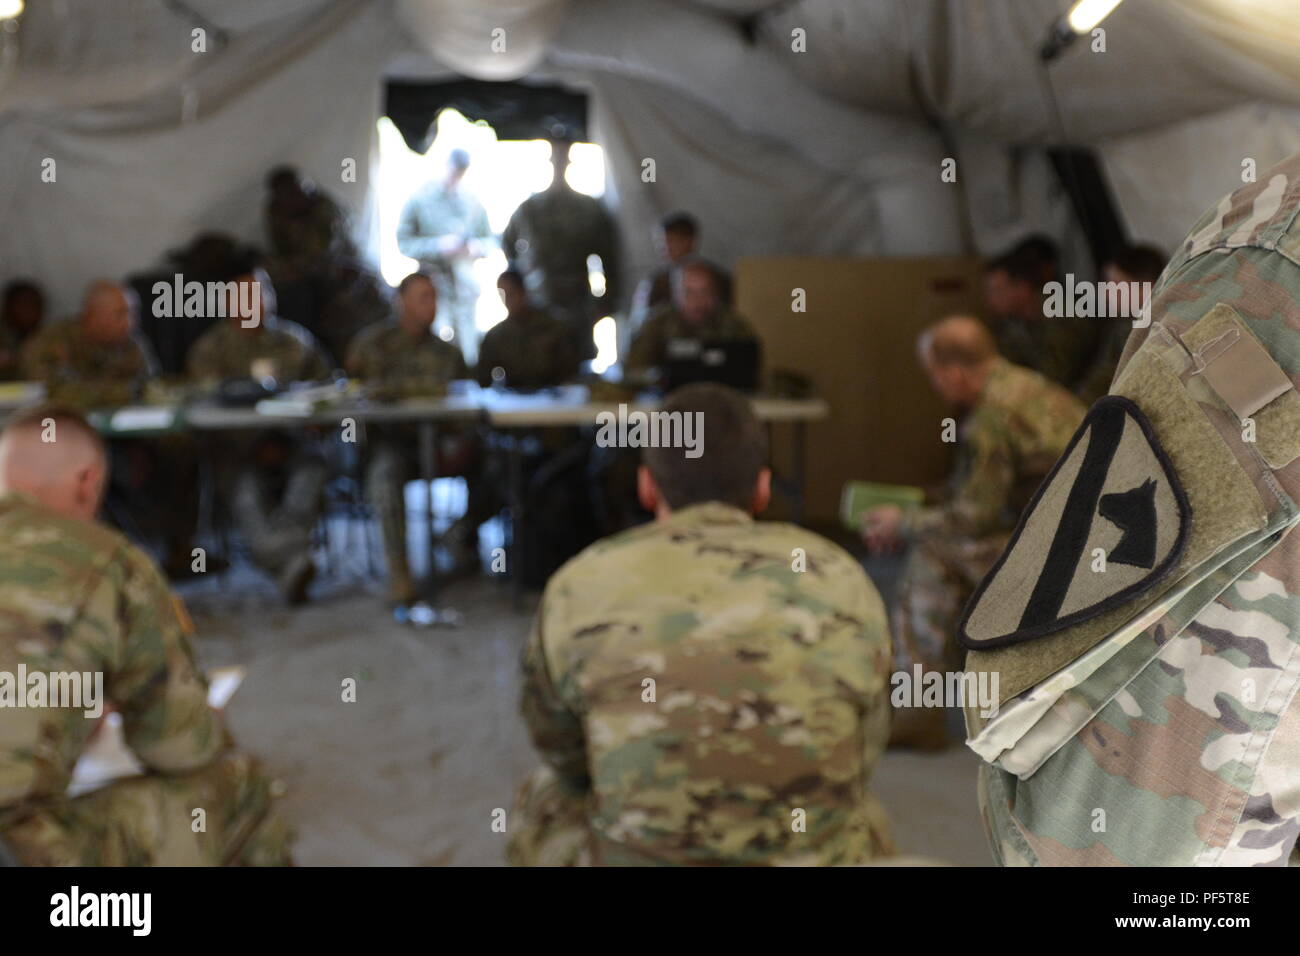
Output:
[
  {"left": 967, "top": 153, "right": 1300, "bottom": 866},
  {"left": 396, "top": 183, "right": 492, "bottom": 365},
  {"left": 186, "top": 319, "right": 331, "bottom": 586},
  {"left": 624, "top": 305, "right": 758, "bottom": 375},
  {"left": 892, "top": 359, "right": 1084, "bottom": 739},
  {"left": 186, "top": 318, "right": 331, "bottom": 386},
  {"left": 20, "top": 319, "right": 157, "bottom": 408},
  {"left": 475, "top": 308, "right": 578, "bottom": 390},
  {"left": 503, "top": 187, "right": 620, "bottom": 361},
  {"left": 0, "top": 492, "right": 292, "bottom": 865},
  {"left": 508, "top": 502, "right": 895, "bottom": 866},
  {"left": 345, "top": 321, "right": 471, "bottom": 599}
]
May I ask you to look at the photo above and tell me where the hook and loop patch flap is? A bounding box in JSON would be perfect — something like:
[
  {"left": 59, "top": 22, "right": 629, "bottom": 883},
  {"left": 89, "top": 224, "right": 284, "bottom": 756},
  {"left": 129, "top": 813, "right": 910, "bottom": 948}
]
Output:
[
  {"left": 1181, "top": 302, "right": 1300, "bottom": 469},
  {"left": 963, "top": 318, "right": 1276, "bottom": 708},
  {"left": 958, "top": 396, "right": 1189, "bottom": 651}
]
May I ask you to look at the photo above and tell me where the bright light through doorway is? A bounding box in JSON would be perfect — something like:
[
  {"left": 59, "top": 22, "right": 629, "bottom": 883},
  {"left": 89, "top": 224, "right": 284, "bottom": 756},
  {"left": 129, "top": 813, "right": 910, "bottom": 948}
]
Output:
[{"left": 375, "top": 109, "right": 618, "bottom": 372}]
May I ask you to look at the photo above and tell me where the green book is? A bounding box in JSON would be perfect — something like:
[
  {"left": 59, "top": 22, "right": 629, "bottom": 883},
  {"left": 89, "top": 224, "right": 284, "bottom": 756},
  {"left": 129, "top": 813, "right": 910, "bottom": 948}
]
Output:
[{"left": 840, "top": 480, "right": 925, "bottom": 531}]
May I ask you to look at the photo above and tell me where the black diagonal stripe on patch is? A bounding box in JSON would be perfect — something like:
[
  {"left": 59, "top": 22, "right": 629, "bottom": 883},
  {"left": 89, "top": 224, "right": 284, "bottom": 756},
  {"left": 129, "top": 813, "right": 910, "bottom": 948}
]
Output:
[{"left": 1017, "top": 401, "right": 1126, "bottom": 632}]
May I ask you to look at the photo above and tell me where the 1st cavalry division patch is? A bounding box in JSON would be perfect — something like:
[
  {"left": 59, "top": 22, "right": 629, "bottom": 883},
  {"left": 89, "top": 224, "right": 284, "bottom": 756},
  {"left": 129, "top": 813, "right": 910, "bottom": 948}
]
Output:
[{"left": 958, "top": 395, "right": 1190, "bottom": 650}]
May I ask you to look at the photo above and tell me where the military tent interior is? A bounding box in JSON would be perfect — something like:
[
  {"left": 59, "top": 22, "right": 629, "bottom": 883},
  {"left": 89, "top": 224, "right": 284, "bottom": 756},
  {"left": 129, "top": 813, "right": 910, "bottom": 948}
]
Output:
[{"left": 1, "top": 0, "right": 1299, "bottom": 869}]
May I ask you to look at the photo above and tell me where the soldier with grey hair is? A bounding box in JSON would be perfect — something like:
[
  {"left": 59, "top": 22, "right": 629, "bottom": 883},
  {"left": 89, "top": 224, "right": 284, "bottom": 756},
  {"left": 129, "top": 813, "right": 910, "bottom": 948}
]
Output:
[
  {"left": 862, "top": 315, "right": 1084, "bottom": 750},
  {"left": 21, "top": 280, "right": 158, "bottom": 408}
]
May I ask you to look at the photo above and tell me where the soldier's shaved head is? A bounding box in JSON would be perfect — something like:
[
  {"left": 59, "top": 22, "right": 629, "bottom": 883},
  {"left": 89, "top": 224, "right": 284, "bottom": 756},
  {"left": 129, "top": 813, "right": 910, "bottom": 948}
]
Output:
[
  {"left": 80, "top": 280, "right": 136, "bottom": 346},
  {"left": 0, "top": 405, "right": 108, "bottom": 522}
]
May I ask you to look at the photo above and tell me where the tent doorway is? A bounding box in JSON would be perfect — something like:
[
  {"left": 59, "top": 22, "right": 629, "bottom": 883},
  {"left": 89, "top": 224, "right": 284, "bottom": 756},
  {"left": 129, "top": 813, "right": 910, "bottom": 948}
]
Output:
[{"left": 375, "top": 105, "right": 618, "bottom": 371}]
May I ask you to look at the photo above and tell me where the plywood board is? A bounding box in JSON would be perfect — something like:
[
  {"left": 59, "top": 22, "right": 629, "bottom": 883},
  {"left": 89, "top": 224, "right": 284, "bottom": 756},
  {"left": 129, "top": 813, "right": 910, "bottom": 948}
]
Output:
[{"left": 735, "top": 256, "right": 986, "bottom": 524}]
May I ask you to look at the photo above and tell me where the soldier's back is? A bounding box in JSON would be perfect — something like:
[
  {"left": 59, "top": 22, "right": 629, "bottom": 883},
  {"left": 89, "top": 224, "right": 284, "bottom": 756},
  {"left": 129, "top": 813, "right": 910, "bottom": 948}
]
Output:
[
  {"left": 538, "top": 502, "right": 892, "bottom": 865},
  {"left": 0, "top": 492, "right": 218, "bottom": 811}
]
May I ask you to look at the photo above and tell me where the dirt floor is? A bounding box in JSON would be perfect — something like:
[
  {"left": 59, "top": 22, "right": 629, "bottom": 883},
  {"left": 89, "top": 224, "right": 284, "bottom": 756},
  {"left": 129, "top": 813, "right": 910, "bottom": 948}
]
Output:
[{"left": 180, "top": 555, "right": 991, "bottom": 867}]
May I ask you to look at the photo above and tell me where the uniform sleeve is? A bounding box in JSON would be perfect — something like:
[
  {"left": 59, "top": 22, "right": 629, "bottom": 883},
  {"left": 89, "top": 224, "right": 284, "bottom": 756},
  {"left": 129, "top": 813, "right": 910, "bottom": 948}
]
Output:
[
  {"left": 106, "top": 550, "right": 222, "bottom": 774},
  {"left": 903, "top": 412, "right": 1013, "bottom": 540},
  {"left": 519, "top": 605, "right": 589, "bottom": 794},
  {"left": 847, "top": 565, "right": 893, "bottom": 778},
  {"left": 396, "top": 196, "right": 442, "bottom": 262}
]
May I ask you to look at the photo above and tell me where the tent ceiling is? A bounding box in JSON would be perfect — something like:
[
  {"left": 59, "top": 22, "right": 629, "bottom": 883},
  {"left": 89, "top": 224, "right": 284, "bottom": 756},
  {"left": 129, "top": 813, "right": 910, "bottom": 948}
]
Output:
[{"left": 7, "top": 0, "right": 1300, "bottom": 145}]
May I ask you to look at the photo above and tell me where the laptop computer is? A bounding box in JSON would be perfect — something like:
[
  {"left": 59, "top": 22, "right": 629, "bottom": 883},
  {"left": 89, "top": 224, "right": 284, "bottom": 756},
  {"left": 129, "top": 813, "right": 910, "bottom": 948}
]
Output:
[{"left": 662, "top": 338, "right": 762, "bottom": 392}]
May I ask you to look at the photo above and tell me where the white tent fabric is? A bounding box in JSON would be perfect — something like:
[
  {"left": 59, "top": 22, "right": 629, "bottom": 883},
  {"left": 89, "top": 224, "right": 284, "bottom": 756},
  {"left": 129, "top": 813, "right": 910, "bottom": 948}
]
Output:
[
  {"left": 393, "top": 0, "right": 569, "bottom": 80},
  {"left": 0, "top": 0, "right": 397, "bottom": 317},
  {"left": 3, "top": 0, "right": 1300, "bottom": 317}
]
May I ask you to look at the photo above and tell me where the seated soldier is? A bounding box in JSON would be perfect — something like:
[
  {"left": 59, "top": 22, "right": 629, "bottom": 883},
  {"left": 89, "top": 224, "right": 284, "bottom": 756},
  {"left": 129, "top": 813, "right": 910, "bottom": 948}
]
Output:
[
  {"left": 983, "top": 243, "right": 1097, "bottom": 390},
  {"left": 861, "top": 316, "right": 1085, "bottom": 749},
  {"left": 508, "top": 384, "right": 895, "bottom": 866},
  {"left": 21, "top": 280, "right": 158, "bottom": 408},
  {"left": 345, "top": 271, "right": 478, "bottom": 605},
  {"left": 0, "top": 406, "right": 293, "bottom": 865},
  {"left": 476, "top": 269, "right": 578, "bottom": 390},
  {"left": 624, "top": 258, "right": 757, "bottom": 379},
  {"left": 186, "top": 263, "right": 332, "bottom": 604},
  {"left": 19, "top": 280, "right": 194, "bottom": 572},
  {"left": 0, "top": 279, "right": 46, "bottom": 381},
  {"left": 629, "top": 213, "right": 734, "bottom": 335}
]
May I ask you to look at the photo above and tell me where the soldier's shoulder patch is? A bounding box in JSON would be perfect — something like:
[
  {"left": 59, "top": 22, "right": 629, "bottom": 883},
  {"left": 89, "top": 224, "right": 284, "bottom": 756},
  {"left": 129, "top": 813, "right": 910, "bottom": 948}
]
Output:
[{"left": 958, "top": 395, "right": 1190, "bottom": 650}]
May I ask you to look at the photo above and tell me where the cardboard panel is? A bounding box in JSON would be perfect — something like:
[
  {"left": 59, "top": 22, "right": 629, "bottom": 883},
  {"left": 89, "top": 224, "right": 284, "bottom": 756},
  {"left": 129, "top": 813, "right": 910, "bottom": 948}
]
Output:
[{"left": 736, "top": 256, "right": 986, "bottom": 525}]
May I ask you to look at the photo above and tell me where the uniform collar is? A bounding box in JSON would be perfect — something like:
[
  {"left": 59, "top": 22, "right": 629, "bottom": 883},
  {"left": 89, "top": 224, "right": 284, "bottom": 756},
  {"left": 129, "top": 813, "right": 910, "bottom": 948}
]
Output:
[
  {"left": 0, "top": 489, "right": 47, "bottom": 518},
  {"left": 661, "top": 501, "right": 754, "bottom": 528}
]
